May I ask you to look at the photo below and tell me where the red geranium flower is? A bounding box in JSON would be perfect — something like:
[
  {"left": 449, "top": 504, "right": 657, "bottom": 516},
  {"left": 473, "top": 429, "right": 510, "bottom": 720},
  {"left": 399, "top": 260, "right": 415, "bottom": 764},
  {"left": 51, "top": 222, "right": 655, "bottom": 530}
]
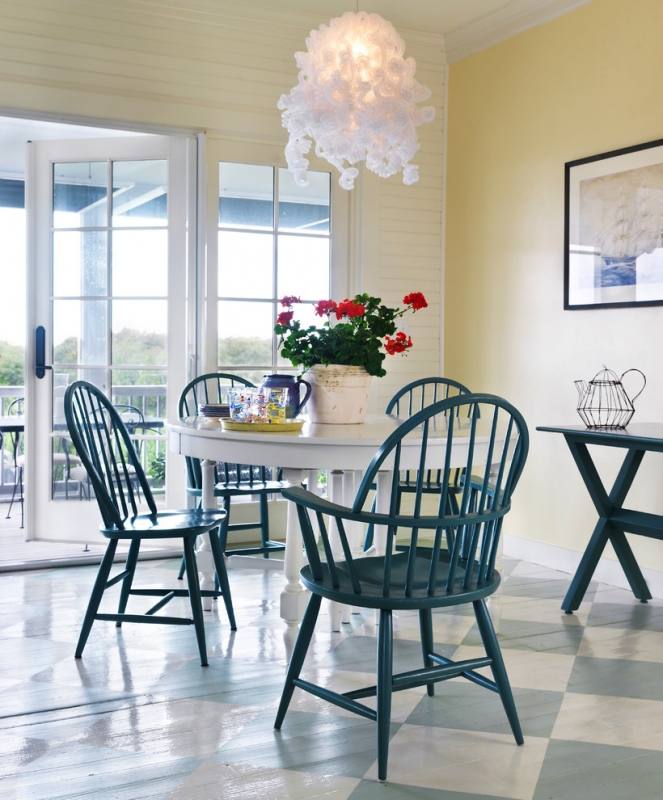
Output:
[
  {"left": 403, "top": 292, "right": 428, "bottom": 311},
  {"left": 384, "top": 331, "right": 413, "bottom": 355},
  {"left": 276, "top": 310, "right": 294, "bottom": 326},
  {"left": 315, "top": 299, "right": 338, "bottom": 317},
  {"left": 335, "top": 299, "right": 366, "bottom": 319},
  {"left": 280, "top": 295, "right": 301, "bottom": 307}
]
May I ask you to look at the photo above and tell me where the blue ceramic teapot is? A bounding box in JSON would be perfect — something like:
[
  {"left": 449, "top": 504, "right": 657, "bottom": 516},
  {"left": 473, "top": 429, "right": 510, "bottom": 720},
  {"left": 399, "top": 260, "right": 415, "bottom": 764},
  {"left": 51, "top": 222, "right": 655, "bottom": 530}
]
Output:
[{"left": 260, "top": 374, "right": 312, "bottom": 418}]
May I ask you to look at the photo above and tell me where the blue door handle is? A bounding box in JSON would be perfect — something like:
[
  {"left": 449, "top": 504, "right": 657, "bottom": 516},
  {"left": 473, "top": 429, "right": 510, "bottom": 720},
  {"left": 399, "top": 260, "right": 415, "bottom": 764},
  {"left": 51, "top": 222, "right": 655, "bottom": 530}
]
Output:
[{"left": 35, "top": 325, "right": 52, "bottom": 379}]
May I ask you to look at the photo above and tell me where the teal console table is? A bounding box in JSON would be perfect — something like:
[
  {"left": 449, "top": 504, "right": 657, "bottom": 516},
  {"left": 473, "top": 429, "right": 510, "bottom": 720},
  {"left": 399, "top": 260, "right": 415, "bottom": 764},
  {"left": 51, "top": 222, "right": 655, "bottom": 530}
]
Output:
[{"left": 537, "top": 423, "right": 663, "bottom": 613}]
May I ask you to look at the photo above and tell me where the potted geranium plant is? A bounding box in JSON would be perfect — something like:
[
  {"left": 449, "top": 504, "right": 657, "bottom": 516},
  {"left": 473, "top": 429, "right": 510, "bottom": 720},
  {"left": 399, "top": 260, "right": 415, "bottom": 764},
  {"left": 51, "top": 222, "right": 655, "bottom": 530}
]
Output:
[{"left": 275, "top": 291, "right": 428, "bottom": 423}]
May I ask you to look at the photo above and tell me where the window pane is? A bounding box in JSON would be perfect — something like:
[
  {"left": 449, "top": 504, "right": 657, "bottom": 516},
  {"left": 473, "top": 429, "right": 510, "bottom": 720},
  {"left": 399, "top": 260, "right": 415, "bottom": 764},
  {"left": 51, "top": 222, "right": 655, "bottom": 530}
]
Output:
[
  {"left": 218, "top": 230, "right": 273, "bottom": 298},
  {"left": 112, "top": 370, "right": 167, "bottom": 423},
  {"left": 52, "top": 368, "right": 107, "bottom": 428},
  {"left": 53, "top": 162, "right": 107, "bottom": 228},
  {"left": 53, "top": 299, "right": 107, "bottom": 365},
  {"left": 53, "top": 231, "right": 107, "bottom": 297},
  {"left": 279, "top": 169, "right": 330, "bottom": 234},
  {"left": 112, "top": 300, "right": 167, "bottom": 366},
  {"left": 218, "top": 301, "right": 272, "bottom": 366},
  {"left": 219, "top": 163, "right": 273, "bottom": 230},
  {"left": 0, "top": 207, "right": 26, "bottom": 386},
  {"left": 278, "top": 235, "right": 330, "bottom": 300},
  {"left": 51, "top": 433, "right": 90, "bottom": 500},
  {"left": 112, "top": 160, "right": 167, "bottom": 227},
  {"left": 112, "top": 229, "right": 167, "bottom": 297}
]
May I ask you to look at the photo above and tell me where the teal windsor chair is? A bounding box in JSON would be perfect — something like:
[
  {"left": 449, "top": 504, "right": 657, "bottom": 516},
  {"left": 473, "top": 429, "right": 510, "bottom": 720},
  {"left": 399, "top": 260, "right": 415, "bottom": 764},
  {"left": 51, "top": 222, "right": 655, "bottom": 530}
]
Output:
[
  {"left": 363, "top": 377, "right": 472, "bottom": 551},
  {"left": 387, "top": 376, "right": 472, "bottom": 515},
  {"left": 274, "top": 393, "right": 529, "bottom": 782},
  {"left": 65, "top": 381, "right": 236, "bottom": 667},
  {"left": 177, "top": 372, "right": 286, "bottom": 586}
]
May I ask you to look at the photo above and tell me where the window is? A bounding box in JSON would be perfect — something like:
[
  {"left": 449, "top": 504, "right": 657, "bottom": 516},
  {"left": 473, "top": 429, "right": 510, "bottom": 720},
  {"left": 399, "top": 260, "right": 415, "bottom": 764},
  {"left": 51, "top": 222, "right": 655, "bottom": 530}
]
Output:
[
  {"left": 217, "top": 162, "right": 331, "bottom": 384},
  {"left": 51, "top": 158, "right": 169, "bottom": 496}
]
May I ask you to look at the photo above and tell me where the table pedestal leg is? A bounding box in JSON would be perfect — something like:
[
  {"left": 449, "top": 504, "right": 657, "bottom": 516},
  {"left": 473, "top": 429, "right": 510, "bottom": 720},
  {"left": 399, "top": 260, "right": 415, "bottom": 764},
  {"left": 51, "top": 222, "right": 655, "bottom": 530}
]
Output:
[
  {"left": 373, "top": 471, "right": 393, "bottom": 556},
  {"left": 344, "top": 471, "right": 364, "bottom": 618},
  {"left": 328, "top": 470, "right": 346, "bottom": 631},
  {"left": 280, "top": 468, "right": 308, "bottom": 626},
  {"left": 198, "top": 459, "right": 217, "bottom": 612},
  {"left": 372, "top": 471, "right": 393, "bottom": 625}
]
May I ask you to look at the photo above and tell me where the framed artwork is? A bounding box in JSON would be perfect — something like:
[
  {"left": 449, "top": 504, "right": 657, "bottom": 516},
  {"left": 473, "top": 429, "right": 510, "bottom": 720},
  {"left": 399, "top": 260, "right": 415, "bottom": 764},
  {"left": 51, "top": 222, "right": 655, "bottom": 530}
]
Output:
[{"left": 564, "top": 137, "right": 663, "bottom": 310}]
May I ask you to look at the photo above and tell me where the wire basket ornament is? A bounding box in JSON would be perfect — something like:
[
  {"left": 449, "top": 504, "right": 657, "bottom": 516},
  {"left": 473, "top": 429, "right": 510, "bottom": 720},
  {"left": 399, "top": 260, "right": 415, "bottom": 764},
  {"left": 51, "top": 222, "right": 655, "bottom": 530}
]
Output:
[{"left": 575, "top": 367, "right": 646, "bottom": 429}]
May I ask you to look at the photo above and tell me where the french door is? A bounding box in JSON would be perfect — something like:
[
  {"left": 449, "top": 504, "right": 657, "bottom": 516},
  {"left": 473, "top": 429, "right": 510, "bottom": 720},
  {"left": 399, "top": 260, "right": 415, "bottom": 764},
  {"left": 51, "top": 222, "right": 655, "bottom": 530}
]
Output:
[{"left": 25, "top": 135, "right": 193, "bottom": 542}]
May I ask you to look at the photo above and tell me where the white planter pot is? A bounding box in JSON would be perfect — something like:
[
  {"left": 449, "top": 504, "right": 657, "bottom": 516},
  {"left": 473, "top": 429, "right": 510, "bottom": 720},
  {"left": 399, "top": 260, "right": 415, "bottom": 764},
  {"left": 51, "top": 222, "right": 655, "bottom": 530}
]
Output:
[{"left": 304, "top": 364, "right": 372, "bottom": 424}]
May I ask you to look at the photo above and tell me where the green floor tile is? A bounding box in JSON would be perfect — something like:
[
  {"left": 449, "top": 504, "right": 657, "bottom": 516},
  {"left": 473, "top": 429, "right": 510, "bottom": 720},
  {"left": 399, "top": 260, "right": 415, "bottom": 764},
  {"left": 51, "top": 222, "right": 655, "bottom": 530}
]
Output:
[
  {"left": 405, "top": 683, "right": 564, "bottom": 738},
  {"left": 567, "top": 656, "right": 663, "bottom": 701},
  {"left": 534, "top": 739, "right": 663, "bottom": 800}
]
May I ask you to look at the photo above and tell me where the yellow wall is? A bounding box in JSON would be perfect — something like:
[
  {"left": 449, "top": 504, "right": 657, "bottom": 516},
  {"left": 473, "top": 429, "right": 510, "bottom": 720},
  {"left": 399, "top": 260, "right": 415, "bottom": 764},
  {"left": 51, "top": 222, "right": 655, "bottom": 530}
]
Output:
[
  {"left": 0, "top": 0, "right": 446, "bottom": 406},
  {"left": 446, "top": 0, "right": 663, "bottom": 578}
]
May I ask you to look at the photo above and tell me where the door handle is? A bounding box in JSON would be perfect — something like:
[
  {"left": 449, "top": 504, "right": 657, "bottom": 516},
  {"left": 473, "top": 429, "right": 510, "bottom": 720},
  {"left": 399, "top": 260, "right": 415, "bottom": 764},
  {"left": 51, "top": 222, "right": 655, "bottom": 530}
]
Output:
[{"left": 35, "top": 325, "right": 52, "bottom": 379}]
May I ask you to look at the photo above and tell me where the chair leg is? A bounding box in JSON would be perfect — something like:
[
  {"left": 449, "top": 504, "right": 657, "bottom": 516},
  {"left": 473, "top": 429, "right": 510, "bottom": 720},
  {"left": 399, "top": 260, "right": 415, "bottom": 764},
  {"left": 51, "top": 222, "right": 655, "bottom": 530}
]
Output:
[
  {"left": 259, "top": 493, "right": 270, "bottom": 558},
  {"left": 116, "top": 539, "right": 141, "bottom": 627},
  {"left": 183, "top": 537, "right": 208, "bottom": 667},
  {"left": 473, "top": 599, "right": 523, "bottom": 745},
  {"left": 177, "top": 554, "right": 186, "bottom": 580},
  {"left": 418, "top": 608, "right": 435, "bottom": 697},
  {"left": 18, "top": 466, "right": 24, "bottom": 529},
  {"left": 7, "top": 467, "right": 19, "bottom": 519},
  {"left": 274, "top": 593, "right": 322, "bottom": 729},
  {"left": 214, "top": 497, "right": 231, "bottom": 593},
  {"left": 377, "top": 609, "right": 393, "bottom": 782},
  {"left": 75, "top": 539, "right": 118, "bottom": 658},
  {"left": 209, "top": 527, "right": 237, "bottom": 630}
]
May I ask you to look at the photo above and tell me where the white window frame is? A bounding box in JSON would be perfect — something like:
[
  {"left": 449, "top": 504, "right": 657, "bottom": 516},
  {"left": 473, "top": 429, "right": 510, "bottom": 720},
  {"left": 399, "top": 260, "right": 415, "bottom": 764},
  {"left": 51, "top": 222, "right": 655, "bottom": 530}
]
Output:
[{"left": 202, "top": 137, "right": 350, "bottom": 375}]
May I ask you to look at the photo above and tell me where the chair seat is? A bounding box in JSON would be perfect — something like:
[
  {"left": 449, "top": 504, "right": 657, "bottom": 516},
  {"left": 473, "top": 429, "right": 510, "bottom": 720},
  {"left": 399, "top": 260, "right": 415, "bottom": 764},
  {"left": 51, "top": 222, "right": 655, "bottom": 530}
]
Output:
[
  {"left": 301, "top": 549, "right": 500, "bottom": 610},
  {"left": 101, "top": 508, "right": 226, "bottom": 539},
  {"left": 187, "top": 480, "right": 286, "bottom": 498}
]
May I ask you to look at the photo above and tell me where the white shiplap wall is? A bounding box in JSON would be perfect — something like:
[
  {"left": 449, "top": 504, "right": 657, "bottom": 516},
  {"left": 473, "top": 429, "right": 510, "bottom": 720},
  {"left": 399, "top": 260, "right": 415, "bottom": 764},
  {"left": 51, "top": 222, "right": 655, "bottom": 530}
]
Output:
[{"left": 0, "top": 0, "right": 446, "bottom": 405}]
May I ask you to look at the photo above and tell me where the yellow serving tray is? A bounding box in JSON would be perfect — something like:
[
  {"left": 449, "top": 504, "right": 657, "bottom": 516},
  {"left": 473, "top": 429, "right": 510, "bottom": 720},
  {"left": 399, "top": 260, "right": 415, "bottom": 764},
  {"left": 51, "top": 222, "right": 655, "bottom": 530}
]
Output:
[{"left": 221, "top": 419, "right": 304, "bottom": 433}]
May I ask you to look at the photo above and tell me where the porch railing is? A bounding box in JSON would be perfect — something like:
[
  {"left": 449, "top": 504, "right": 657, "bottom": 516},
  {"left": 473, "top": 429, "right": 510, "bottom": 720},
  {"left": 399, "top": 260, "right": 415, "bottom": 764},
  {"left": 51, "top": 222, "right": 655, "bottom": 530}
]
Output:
[{"left": 0, "top": 384, "right": 167, "bottom": 499}]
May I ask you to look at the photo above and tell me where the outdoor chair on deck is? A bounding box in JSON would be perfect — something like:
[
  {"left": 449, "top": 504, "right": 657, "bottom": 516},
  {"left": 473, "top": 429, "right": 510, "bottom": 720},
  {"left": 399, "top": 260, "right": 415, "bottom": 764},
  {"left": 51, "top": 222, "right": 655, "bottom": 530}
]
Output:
[
  {"left": 275, "top": 393, "right": 529, "bottom": 781},
  {"left": 177, "top": 372, "right": 286, "bottom": 584},
  {"left": 65, "top": 380, "right": 236, "bottom": 667},
  {"left": 5, "top": 397, "right": 25, "bottom": 527}
]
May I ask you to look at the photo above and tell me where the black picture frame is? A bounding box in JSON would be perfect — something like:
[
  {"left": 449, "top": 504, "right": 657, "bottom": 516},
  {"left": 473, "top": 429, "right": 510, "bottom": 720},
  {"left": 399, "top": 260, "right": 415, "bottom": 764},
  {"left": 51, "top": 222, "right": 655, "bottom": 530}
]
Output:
[{"left": 564, "top": 136, "right": 663, "bottom": 310}]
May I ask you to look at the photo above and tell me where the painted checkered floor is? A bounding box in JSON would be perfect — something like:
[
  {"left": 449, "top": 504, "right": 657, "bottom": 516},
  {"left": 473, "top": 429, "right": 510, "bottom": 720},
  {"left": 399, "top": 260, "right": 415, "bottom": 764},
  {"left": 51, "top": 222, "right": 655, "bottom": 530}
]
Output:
[{"left": 2, "top": 555, "right": 663, "bottom": 799}]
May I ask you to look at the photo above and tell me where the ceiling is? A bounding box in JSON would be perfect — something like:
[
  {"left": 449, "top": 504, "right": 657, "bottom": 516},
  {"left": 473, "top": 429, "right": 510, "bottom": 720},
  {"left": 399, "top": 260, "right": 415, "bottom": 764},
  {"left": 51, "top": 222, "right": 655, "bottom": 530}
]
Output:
[
  {"left": 0, "top": 0, "right": 590, "bottom": 177},
  {"left": 0, "top": 116, "right": 146, "bottom": 178},
  {"left": 264, "top": 0, "right": 589, "bottom": 61}
]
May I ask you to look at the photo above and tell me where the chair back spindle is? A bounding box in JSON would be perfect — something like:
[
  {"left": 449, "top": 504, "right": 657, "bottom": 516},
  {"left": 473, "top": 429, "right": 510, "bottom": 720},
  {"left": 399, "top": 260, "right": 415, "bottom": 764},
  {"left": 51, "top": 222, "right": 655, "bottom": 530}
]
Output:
[{"left": 65, "top": 381, "right": 156, "bottom": 530}]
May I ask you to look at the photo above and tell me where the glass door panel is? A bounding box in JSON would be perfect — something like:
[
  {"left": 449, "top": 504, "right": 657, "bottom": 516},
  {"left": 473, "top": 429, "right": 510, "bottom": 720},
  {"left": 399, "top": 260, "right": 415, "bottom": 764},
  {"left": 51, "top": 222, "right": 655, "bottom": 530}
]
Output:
[{"left": 26, "top": 135, "right": 191, "bottom": 542}]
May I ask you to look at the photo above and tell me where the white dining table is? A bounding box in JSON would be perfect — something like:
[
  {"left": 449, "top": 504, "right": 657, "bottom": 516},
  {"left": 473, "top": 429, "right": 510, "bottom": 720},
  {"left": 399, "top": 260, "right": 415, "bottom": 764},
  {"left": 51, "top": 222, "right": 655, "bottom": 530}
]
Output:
[{"left": 168, "top": 414, "right": 486, "bottom": 629}]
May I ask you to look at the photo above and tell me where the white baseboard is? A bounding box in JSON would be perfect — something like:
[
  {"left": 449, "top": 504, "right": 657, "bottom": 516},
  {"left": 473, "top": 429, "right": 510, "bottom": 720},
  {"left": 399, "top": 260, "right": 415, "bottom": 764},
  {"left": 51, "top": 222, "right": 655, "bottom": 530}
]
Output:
[{"left": 502, "top": 533, "right": 663, "bottom": 599}]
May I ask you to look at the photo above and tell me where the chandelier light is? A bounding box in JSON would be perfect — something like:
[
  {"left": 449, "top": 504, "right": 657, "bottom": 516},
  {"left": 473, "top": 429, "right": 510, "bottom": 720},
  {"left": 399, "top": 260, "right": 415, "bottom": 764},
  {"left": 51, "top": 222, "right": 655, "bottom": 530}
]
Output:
[{"left": 277, "top": 11, "right": 435, "bottom": 190}]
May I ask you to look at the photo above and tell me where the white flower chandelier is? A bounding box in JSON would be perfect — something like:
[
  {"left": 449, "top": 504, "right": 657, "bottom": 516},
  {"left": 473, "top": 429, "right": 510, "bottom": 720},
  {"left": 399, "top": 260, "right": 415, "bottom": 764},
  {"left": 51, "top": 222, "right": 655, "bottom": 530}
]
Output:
[{"left": 277, "top": 11, "right": 435, "bottom": 190}]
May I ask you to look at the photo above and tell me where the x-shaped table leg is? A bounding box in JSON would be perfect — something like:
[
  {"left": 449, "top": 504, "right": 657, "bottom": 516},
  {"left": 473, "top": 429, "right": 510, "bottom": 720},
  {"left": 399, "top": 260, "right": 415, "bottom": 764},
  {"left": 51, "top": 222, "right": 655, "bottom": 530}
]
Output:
[{"left": 562, "top": 437, "right": 652, "bottom": 613}]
